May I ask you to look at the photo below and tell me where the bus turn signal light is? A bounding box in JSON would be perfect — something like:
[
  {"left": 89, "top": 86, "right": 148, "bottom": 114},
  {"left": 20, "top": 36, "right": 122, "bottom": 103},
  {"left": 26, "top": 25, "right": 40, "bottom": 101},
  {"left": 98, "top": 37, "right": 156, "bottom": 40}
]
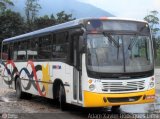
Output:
[{"left": 88, "top": 79, "right": 92, "bottom": 84}]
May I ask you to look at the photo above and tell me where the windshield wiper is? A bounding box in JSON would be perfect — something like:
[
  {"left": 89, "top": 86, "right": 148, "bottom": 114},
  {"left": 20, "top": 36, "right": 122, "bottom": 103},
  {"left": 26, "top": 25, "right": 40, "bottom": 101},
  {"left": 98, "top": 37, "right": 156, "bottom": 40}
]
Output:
[
  {"left": 103, "top": 32, "right": 120, "bottom": 59},
  {"left": 103, "top": 32, "right": 120, "bottom": 48}
]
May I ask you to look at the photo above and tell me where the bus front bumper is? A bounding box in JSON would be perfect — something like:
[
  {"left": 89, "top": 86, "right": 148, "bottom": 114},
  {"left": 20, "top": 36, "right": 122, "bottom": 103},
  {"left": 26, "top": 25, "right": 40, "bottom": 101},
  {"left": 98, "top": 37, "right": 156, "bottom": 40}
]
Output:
[{"left": 83, "top": 89, "right": 155, "bottom": 107}]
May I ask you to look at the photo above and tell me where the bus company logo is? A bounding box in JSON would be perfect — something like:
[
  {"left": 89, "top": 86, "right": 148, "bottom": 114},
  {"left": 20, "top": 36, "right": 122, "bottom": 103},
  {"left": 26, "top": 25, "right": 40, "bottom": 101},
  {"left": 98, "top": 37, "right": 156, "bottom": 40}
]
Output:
[
  {"left": 122, "top": 82, "right": 127, "bottom": 86},
  {"left": 52, "top": 65, "right": 61, "bottom": 69},
  {"left": 0, "top": 60, "right": 48, "bottom": 97}
]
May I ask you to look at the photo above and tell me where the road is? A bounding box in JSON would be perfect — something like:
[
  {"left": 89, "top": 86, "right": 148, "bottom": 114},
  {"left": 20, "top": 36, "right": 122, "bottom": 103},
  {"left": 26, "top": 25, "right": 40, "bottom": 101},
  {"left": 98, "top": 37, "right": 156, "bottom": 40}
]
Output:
[{"left": 0, "top": 69, "right": 160, "bottom": 119}]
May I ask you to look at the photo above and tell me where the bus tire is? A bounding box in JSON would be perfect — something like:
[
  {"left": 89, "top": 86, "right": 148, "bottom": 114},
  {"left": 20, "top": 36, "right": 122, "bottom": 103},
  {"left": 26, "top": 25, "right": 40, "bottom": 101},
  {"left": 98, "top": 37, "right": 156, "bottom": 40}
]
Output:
[
  {"left": 16, "top": 78, "right": 25, "bottom": 99},
  {"left": 59, "top": 84, "right": 67, "bottom": 111},
  {"left": 16, "top": 78, "right": 32, "bottom": 99},
  {"left": 24, "top": 92, "right": 32, "bottom": 100}
]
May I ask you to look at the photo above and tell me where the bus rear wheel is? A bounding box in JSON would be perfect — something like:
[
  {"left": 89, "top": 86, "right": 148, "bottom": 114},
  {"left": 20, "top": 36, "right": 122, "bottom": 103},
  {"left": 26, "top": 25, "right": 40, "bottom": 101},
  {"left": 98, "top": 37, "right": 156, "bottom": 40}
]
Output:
[{"left": 59, "top": 84, "right": 67, "bottom": 111}]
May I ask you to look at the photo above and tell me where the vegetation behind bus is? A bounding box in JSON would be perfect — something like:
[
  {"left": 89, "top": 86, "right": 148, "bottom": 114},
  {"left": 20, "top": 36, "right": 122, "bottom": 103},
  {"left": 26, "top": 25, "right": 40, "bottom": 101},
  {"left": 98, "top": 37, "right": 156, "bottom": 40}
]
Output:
[
  {"left": 0, "top": 0, "right": 75, "bottom": 47},
  {"left": 144, "top": 10, "right": 160, "bottom": 66}
]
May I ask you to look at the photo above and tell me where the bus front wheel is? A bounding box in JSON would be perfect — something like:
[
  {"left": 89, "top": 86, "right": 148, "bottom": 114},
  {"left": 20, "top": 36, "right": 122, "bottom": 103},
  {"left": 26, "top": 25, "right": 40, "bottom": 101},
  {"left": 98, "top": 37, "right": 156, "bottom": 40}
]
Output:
[
  {"left": 111, "top": 105, "right": 121, "bottom": 113},
  {"left": 59, "top": 84, "right": 67, "bottom": 111},
  {"left": 16, "top": 78, "right": 32, "bottom": 99},
  {"left": 16, "top": 78, "right": 25, "bottom": 99}
]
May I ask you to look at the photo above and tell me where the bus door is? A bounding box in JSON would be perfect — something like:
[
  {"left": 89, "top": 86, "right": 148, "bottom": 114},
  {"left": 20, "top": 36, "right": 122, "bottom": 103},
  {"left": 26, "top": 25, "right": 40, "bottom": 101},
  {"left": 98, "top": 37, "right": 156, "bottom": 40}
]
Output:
[{"left": 72, "top": 35, "right": 82, "bottom": 103}]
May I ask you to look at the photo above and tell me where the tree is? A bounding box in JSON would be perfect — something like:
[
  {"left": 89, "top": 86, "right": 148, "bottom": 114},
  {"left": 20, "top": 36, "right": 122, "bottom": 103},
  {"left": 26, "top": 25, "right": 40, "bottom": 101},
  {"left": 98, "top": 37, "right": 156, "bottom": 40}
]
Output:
[
  {"left": 0, "top": 10, "right": 26, "bottom": 42},
  {"left": 33, "top": 11, "right": 75, "bottom": 30},
  {"left": 0, "top": 0, "right": 14, "bottom": 13},
  {"left": 144, "top": 10, "right": 160, "bottom": 65},
  {"left": 56, "top": 11, "right": 75, "bottom": 24},
  {"left": 144, "top": 10, "right": 160, "bottom": 36},
  {"left": 34, "top": 15, "right": 56, "bottom": 30},
  {"left": 25, "top": 0, "right": 41, "bottom": 31}
]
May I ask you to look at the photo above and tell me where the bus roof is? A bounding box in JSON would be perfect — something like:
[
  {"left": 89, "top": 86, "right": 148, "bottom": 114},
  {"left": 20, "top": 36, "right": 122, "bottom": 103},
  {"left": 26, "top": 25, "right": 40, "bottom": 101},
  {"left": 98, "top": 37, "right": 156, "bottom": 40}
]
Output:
[
  {"left": 3, "top": 17, "right": 148, "bottom": 43},
  {"left": 3, "top": 19, "right": 83, "bottom": 43}
]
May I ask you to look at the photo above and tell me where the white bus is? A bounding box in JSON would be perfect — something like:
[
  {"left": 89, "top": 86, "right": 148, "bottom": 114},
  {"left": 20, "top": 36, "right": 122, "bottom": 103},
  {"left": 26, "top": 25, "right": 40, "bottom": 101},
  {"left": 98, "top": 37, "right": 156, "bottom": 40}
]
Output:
[{"left": 0, "top": 17, "right": 155, "bottom": 111}]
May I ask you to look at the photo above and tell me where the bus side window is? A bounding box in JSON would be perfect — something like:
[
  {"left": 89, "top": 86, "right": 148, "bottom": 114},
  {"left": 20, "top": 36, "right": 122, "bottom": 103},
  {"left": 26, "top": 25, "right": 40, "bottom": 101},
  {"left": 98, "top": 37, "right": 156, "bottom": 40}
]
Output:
[
  {"left": 2, "top": 44, "right": 13, "bottom": 60},
  {"left": 38, "top": 35, "right": 52, "bottom": 60},
  {"left": 72, "top": 35, "right": 79, "bottom": 67},
  {"left": 2, "top": 44, "right": 8, "bottom": 60},
  {"left": 27, "top": 38, "right": 38, "bottom": 60},
  {"left": 8, "top": 44, "right": 14, "bottom": 60},
  {"left": 16, "top": 41, "right": 27, "bottom": 60},
  {"left": 52, "top": 32, "right": 68, "bottom": 59},
  {"left": 13, "top": 42, "right": 18, "bottom": 60}
]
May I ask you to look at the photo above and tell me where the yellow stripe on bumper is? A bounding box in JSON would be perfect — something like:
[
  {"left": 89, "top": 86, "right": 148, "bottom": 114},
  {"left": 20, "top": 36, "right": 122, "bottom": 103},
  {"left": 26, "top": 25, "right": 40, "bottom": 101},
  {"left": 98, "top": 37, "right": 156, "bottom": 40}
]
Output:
[{"left": 84, "top": 89, "right": 155, "bottom": 107}]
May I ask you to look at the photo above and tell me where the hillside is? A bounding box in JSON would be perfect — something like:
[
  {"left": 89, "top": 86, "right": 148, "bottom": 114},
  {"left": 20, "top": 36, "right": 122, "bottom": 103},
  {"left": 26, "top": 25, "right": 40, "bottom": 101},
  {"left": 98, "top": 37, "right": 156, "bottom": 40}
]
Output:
[{"left": 12, "top": 0, "right": 114, "bottom": 18}]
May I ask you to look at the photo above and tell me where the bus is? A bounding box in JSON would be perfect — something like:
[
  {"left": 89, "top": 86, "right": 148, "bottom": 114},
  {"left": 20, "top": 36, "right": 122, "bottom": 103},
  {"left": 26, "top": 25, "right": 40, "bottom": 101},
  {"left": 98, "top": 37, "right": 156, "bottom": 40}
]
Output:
[{"left": 0, "top": 17, "right": 155, "bottom": 111}]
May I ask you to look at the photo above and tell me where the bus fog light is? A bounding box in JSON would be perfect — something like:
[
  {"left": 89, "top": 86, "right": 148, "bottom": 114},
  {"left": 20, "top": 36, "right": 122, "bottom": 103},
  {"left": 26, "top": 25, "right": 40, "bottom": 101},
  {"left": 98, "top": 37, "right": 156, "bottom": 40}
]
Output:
[
  {"left": 89, "top": 84, "right": 95, "bottom": 91},
  {"left": 149, "top": 82, "right": 154, "bottom": 88},
  {"left": 145, "top": 95, "right": 155, "bottom": 100}
]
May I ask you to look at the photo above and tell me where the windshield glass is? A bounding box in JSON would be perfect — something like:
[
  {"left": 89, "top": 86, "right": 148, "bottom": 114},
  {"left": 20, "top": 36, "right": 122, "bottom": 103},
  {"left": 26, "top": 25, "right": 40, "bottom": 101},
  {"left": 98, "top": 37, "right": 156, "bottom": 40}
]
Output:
[{"left": 87, "top": 34, "right": 153, "bottom": 73}]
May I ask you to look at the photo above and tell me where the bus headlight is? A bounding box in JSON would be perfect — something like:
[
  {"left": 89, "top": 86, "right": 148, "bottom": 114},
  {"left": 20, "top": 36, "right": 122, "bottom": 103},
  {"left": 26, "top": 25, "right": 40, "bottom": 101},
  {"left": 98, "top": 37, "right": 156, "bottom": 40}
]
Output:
[
  {"left": 148, "top": 77, "right": 155, "bottom": 89},
  {"left": 149, "top": 82, "right": 154, "bottom": 88},
  {"left": 89, "top": 84, "right": 95, "bottom": 91}
]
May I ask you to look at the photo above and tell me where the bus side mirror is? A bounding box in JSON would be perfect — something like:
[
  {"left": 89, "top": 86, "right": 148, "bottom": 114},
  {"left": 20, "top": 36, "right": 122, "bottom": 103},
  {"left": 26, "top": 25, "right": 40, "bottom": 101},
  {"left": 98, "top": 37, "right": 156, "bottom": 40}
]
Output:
[{"left": 153, "top": 38, "right": 157, "bottom": 59}]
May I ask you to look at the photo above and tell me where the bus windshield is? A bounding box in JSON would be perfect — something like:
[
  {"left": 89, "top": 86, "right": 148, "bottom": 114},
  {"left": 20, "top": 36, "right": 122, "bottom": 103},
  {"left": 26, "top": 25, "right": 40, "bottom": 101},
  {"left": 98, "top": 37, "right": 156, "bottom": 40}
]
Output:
[{"left": 87, "top": 33, "right": 153, "bottom": 74}]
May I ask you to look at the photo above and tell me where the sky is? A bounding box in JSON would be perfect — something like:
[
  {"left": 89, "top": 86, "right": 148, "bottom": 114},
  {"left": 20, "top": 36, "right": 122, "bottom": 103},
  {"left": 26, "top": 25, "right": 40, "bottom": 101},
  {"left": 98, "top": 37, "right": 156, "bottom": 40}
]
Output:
[
  {"left": 78, "top": 0, "right": 160, "bottom": 20},
  {"left": 12, "top": 0, "right": 160, "bottom": 20}
]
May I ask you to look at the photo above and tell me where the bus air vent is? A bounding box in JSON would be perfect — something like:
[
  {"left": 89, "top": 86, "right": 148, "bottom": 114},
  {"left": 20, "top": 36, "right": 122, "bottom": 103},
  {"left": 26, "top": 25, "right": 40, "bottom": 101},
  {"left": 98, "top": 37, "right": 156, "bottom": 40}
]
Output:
[{"left": 102, "top": 80, "right": 145, "bottom": 93}]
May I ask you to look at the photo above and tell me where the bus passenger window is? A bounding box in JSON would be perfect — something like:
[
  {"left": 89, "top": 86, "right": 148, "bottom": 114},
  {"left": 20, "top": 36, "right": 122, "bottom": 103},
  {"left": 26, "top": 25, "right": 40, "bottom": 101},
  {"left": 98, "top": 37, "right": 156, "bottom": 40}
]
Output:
[
  {"left": 27, "top": 38, "right": 38, "bottom": 60},
  {"left": 2, "top": 44, "right": 8, "bottom": 60},
  {"left": 16, "top": 41, "right": 27, "bottom": 60},
  {"left": 38, "top": 35, "right": 52, "bottom": 60},
  {"left": 52, "top": 32, "right": 68, "bottom": 59},
  {"left": 7, "top": 44, "right": 14, "bottom": 60}
]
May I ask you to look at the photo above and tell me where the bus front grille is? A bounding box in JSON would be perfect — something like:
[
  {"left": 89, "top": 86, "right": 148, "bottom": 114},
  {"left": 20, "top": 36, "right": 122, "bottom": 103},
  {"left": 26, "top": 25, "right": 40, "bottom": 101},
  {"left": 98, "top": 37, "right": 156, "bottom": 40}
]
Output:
[{"left": 102, "top": 80, "right": 145, "bottom": 92}]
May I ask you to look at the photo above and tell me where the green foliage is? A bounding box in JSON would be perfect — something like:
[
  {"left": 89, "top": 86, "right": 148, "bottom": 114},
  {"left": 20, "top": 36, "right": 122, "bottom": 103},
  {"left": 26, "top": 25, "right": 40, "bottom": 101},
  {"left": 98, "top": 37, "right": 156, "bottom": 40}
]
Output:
[
  {"left": 34, "top": 11, "right": 75, "bottom": 30},
  {"left": 0, "top": 0, "right": 14, "bottom": 12},
  {"left": 34, "top": 15, "right": 56, "bottom": 30},
  {"left": 0, "top": 0, "right": 75, "bottom": 47},
  {"left": 0, "top": 9, "right": 76, "bottom": 42},
  {"left": 56, "top": 11, "right": 75, "bottom": 24},
  {"left": 25, "top": 0, "right": 41, "bottom": 31},
  {"left": 144, "top": 10, "right": 160, "bottom": 36},
  {"left": 144, "top": 10, "right": 160, "bottom": 66},
  {"left": 155, "top": 36, "right": 160, "bottom": 65},
  {"left": 0, "top": 10, "right": 26, "bottom": 42}
]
